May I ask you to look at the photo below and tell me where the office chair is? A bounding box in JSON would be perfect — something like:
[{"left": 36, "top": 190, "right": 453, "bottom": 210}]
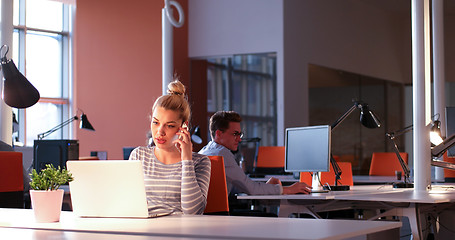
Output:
[
  {"left": 0, "top": 152, "right": 24, "bottom": 208},
  {"left": 123, "top": 147, "right": 136, "bottom": 160},
  {"left": 369, "top": 152, "right": 408, "bottom": 176},
  {"left": 204, "top": 156, "right": 229, "bottom": 215},
  {"left": 254, "top": 146, "right": 285, "bottom": 174},
  {"left": 300, "top": 161, "right": 354, "bottom": 187}
]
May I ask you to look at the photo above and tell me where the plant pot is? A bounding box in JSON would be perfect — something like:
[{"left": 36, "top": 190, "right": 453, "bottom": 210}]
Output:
[{"left": 30, "top": 189, "right": 64, "bottom": 223}]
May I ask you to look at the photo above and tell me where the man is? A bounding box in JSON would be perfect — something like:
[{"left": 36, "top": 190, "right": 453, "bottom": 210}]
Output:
[{"left": 199, "top": 111, "right": 311, "bottom": 195}]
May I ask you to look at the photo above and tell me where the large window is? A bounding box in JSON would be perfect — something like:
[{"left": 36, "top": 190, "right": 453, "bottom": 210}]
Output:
[
  {"left": 207, "top": 53, "right": 277, "bottom": 146},
  {"left": 12, "top": 0, "right": 73, "bottom": 146}
]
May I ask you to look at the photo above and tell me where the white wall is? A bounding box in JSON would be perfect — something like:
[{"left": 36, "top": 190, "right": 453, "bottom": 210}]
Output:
[
  {"left": 188, "top": 0, "right": 446, "bottom": 145},
  {"left": 188, "top": 0, "right": 283, "bottom": 58},
  {"left": 283, "top": 1, "right": 411, "bottom": 144},
  {"left": 286, "top": 1, "right": 412, "bottom": 84},
  {"left": 188, "top": 0, "right": 286, "bottom": 143}
]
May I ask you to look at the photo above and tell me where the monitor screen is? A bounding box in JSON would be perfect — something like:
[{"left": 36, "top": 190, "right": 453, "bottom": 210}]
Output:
[
  {"left": 285, "top": 125, "right": 331, "bottom": 172},
  {"left": 446, "top": 107, "right": 455, "bottom": 157}
]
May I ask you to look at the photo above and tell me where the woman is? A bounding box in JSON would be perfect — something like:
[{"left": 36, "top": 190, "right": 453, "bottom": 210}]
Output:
[{"left": 129, "top": 80, "right": 211, "bottom": 215}]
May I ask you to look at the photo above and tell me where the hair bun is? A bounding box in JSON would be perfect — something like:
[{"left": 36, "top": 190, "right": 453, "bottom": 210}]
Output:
[{"left": 167, "top": 80, "right": 186, "bottom": 97}]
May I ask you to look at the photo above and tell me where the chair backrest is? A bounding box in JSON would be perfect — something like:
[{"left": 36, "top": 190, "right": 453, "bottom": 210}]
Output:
[
  {"left": 0, "top": 151, "right": 24, "bottom": 192},
  {"left": 256, "top": 146, "right": 285, "bottom": 168},
  {"left": 369, "top": 152, "right": 408, "bottom": 176},
  {"left": 123, "top": 147, "right": 136, "bottom": 160},
  {"left": 204, "top": 156, "right": 229, "bottom": 214},
  {"left": 299, "top": 161, "right": 353, "bottom": 186},
  {"left": 443, "top": 152, "right": 455, "bottom": 180}
]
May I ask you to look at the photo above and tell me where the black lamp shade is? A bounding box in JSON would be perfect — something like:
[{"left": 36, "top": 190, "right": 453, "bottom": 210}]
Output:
[
  {"left": 359, "top": 105, "right": 381, "bottom": 129},
  {"left": 80, "top": 114, "right": 95, "bottom": 131},
  {"left": 2, "top": 59, "right": 40, "bottom": 108}
]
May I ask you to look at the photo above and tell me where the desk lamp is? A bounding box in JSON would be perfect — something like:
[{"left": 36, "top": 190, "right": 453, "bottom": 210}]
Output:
[
  {"left": 431, "top": 133, "right": 455, "bottom": 170},
  {"left": 37, "top": 110, "right": 95, "bottom": 140},
  {"left": 387, "top": 117, "right": 453, "bottom": 188},
  {"left": 1, "top": 45, "right": 40, "bottom": 108},
  {"left": 328, "top": 100, "right": 381, "bottom": 191},
  {"left": 386, "top": 125, "right": 414, "bottom": 188},
  {"left": 190, "top": 126, "right": 203, "bottom": 144}
]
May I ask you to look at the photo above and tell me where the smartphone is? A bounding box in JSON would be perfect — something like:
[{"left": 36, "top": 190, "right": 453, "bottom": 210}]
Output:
[
  {"left": 172, "top": 134, "right": 180, "bottom": 152},
  {"left": 173, "top": 123, "right": 188, "bottom": 151}
]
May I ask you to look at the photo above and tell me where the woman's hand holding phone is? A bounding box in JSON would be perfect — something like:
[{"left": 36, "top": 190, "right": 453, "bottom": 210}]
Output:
[{"left": 172, "top": 123, "right": 192, "bottom": 160}]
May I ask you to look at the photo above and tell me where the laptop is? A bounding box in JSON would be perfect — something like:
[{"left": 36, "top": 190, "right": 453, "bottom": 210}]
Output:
[{"left": 67, "top": 160, "right": 168, "bottom": 218}]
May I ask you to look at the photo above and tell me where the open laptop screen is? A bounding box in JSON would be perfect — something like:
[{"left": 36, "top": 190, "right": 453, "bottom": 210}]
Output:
[{"left": 67, "top": 160, "right": 153, "bottom": 218}]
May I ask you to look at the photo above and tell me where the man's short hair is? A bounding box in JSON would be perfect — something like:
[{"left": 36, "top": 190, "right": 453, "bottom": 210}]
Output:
[{"left": 209, "top": 111, "right": 242, "bottom": 139}]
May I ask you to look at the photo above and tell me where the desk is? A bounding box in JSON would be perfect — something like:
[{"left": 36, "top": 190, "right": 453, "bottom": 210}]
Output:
[
  {"left": 251, "top": 174, "right": 408, "bottom": 185},
  {"left": 238, "top": 185, "right": 455, "bottom": 240},
  {"left": 251, "top": 175, "right": 444, "bottom": 186},
  {"left": 352, "top": 176, "right": 445, "bottom": 185},
  {"left": 249, "top": 174, "right": 298, "bottom": 184},
  {"left": 0, "top": 208, "right": 401, "bottom": 240}
]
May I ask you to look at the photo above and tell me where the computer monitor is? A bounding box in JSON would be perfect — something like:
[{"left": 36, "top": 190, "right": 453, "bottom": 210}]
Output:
[
  {"left": 446, "top": 107, "right": 455, "bottom": 157},
  {"left": 284, "top": 125, "right": 331, "bottom": 173},
  {"left": 34, "top": 140, "right": 79, "bottom": 171}
]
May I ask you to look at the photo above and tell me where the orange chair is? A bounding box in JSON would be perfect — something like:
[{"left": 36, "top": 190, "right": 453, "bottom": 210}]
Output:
[
  {"left": 204, "top": 156, "right": 229, "bottom": 215},
  {"left": 369, "top": 152, "right": 408, "bottom": 176},
  {"left": 0, "top": 152, "right": 24, "bottom": 208},
  {"left": 443, "top": 152, "right": 455, "bottom": 182},
  {"left": 254, "top": 146, "right": 285, "bottom": 174},
  {"left": 300, "top": 161, "right": 353, "bottom": 187}
]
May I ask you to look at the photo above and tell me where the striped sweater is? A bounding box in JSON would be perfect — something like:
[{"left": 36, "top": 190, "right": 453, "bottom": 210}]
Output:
[{"left": 129, "top": 146, "right": 211, "bottom": 215}]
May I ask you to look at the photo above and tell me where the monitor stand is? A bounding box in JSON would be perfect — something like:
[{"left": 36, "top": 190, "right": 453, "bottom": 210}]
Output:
[{"left": 311, "top": 172, "right": 329, "bottom": 193}]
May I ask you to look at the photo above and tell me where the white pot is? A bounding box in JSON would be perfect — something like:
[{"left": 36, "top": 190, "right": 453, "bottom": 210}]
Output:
[{"left": 30, "top": 189, "right": 64, "bottom": 223}]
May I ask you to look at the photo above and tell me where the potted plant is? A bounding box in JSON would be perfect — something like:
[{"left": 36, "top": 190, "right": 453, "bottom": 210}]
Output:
[{"left": 29, "top": 164, "right": 74, "bottom": 223}]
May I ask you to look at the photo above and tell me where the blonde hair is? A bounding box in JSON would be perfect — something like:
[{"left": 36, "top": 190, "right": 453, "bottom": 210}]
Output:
[{"left": 152, "top": 79, "right": 191, "bottom": 124}]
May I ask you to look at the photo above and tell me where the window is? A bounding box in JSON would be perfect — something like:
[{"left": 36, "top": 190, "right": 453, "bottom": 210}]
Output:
[
  {"left": 12, "top": 0, "right": 73, "bottom": 146},
  {"left": 207, "top": 53, "right": 277, "bottom": 146}
]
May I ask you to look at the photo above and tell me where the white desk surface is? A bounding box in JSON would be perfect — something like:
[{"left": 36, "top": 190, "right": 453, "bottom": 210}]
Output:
[
  {"left": 335, "top": 185, "right": 455, "bottom": 203},
  {"left": 237, "top": 184, "right": 455, "bottom": 240},
  {"left": 238, "top": 184, "right": 455, "bottom": 203},
  {"left": 250, "top": 174, "right": 408, "bottom": 186},
  {"left": 237, "top": 185, "right": 401, "bottom": 200},
  {"left": 250, "top": 175, "right": 444, "bottom": 185},
  {"left": 0, "top": 208, "right": 401, "bottom": 240},
  {"left": 352, "top": 175, "right": 444, "bottom": 185},
  {"left": 0, "top": 227, "right": 167, "bottom": 240}
]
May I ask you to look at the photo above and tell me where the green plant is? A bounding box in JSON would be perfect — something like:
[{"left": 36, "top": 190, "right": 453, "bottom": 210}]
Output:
[{"left": 29, "top": 164, "right": 74, "bottom": 191}]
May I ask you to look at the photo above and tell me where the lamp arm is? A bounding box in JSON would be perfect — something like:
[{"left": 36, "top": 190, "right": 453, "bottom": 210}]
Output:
[
  {"left": 388, "top": 125, "right": 413, "bottom": 138},
  {"left": 388, "top": 136, "right": 411, "bottom": 180},
  {"left": 431, "top": 133, "right": 455, "bottom": 159},
  {"left": 330, "top": 154, "right": 342, "bottom": 186},
  {"left": 37, "top": 116, "right": 78, "bottom": 140},
  {"left": 331, "top": 104, "right": 357, "bottom": 131},
  {"left": 329, "top": 102, "right": 361, "bottom": 185},
  {"left": 431, "top": 160, "right": 455, "bottom": 170}
]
